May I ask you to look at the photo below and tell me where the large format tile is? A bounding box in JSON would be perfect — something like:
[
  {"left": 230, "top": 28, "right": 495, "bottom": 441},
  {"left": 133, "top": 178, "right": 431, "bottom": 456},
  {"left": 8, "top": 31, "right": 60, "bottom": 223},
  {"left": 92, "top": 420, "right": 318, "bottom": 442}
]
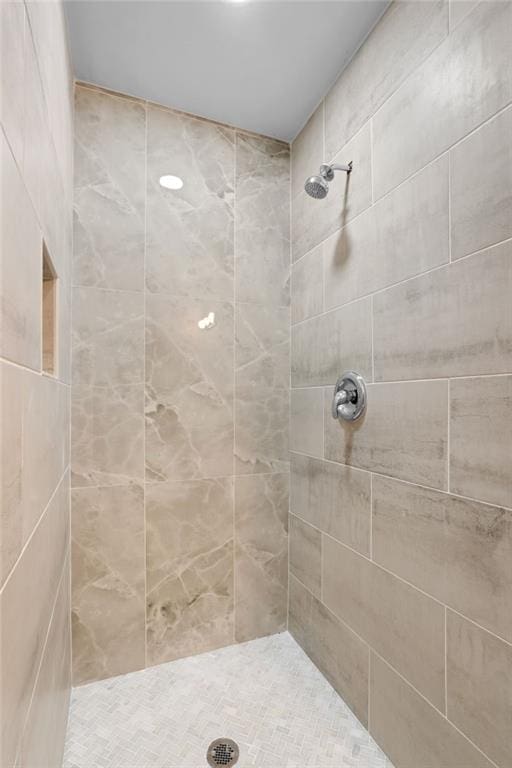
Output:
[
  {"left": 73, "top": 87, "right": 145, "bottom": 291},
  {"left": 235, "top": 133, "right": 290, "bottom": 308},
  {"left": 447, "top": 611, "right": 512, "bottom": 768},
  {"left": 373, "top": 475, "right": 512, "bottom": 643},
  {"left": 289, "top": 514, "right": 321, "bottom": 597},
  {"left": 324, "top": 156, "right": 449, "bottom": 310},
  {"left": 145, "top": 293, "right": 233, "bottom": 481},
  {"left": 323, "top": 537, "right": 445, "bottom": 710},
  {"left": 290, "top": 388, "right": 324, "bottom": 458},
  {"left": 290, "top": 453, "right": 370, "bottom": 555},
  {"left": 288, "top": 576, "right": 370, "bottom": 728},
  {"left": 370, "top": 654, "right": 494, "bottom": 768},
  {"left": 72, "top": 287, "right": 144, "bottom": 487},
  {"left": 71, "top": 484, "right": 145, "bottom": 684},
  {"left": 292, "top": 123, "right": 372, "bottom": 262},
  {"left": 449, "top": 0, "right": 480, "bottom": 30},
  {"left": 234, "top": 474, "right": 288, "bottom": 642},
  {"left": 450, "top": 375, "right": 512, "bottom": 509},
  {"left": 1, "top": 473, "right": 69, "bottom": 768},
  {"left": 292, "top": 298, "right": 372, "bottom": 387},
  {"left": 373, "top": 242, "right": 512, "bottom": 380},
  {"left": 146, "top": 105, "right": 234, "bottom": 301},
  {"left": 19, "top": 555, "right": 71, "bottom": 768},
  {"left": 291, "top": 102, "right": 324, "bottom": 200},
  {"left": 325, "top": 0, "right": 448, "bottom": 159},
  {"left": 291, "top": 244, "right": 323, "bottom": 325},
  {"left": 451, "top": 107, "right": 512, "bottom": 260},
  {"left": 0, "top": 0, "right": 26, "bottom": 164},
  {"left": 0, "top": 131, "right": 42, "bottom": 371},
  {"left": 324, "top": 381, "right": 448, "bottom": 489},
  {"left": 1, "top": 363, "right": 70, "bottom": 586},
  {"left": 146, "top": 478, "right": 234, "bottom": 665},
  {"left": 235, "top": 303, "right": 289, "bottom": 475},
  {"left": 373, "top": 1, "right": 512, "bottom": 198}
]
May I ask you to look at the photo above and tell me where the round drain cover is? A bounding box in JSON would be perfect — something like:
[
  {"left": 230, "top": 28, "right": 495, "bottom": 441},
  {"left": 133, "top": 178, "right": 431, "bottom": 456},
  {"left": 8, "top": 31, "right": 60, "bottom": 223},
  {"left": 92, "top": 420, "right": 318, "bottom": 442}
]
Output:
[{"left": 206, "top": 738, "right": 240, "bottom": 767}]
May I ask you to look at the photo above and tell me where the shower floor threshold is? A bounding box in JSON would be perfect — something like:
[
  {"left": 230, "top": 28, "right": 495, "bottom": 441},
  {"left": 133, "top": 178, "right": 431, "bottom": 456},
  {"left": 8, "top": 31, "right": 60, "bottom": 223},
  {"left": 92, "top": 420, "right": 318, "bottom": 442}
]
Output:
[{"left": 63, "top": 632, "right": 393, "bottom": 768}]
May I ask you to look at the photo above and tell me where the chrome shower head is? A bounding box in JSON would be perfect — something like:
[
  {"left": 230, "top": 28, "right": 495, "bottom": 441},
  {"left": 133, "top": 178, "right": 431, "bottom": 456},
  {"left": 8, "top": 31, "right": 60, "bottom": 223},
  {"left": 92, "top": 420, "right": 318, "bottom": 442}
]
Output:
[
  {"left": 304, "top": 161, "right": 353, "bottom": 199},
  {"left": 304, "top": 175, "right": 328, "bottom": 199}
]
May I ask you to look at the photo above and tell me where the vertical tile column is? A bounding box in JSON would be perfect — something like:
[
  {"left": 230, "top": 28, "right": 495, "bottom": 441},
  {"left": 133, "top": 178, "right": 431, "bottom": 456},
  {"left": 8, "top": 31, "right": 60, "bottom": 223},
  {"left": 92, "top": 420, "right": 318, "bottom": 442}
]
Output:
[{"left": 234, "top": 134, "right": 290, "bottom": 642}]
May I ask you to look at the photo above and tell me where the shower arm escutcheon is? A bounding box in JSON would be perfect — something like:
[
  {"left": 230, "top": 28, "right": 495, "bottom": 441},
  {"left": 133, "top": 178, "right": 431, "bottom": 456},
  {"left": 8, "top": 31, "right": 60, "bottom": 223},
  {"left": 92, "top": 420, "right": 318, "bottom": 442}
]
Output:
[{"left": 332, "top": 371, "right": 367, "bottom": 422}]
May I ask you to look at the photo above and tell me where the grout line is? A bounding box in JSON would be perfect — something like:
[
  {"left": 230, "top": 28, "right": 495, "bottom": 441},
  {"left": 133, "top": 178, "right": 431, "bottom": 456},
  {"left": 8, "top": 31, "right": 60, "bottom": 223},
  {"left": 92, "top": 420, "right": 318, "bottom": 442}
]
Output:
[
  {"left": 447, "top": 378, "right": 451, "bottom": 493},
  {"left": 290, "top": 448, "right": 512, "bottom": 513},
  {"left": 369, "top": 473, "right": 373, "bottom": 561},
  {"left": 143, "top": 100, "right": 148, "bottom": 670},
  {"left": 444, "top": 605, "right": 448, "bottom": 715},
  {"left": 291, "top": 370, "right": 512, "bottom": 389},
  {"left": 367, "top": 647, "right": 372, "bottom": 732},
  {"left": 369, "top": 118, "right": 374, "bottom": 204},
  {"left": 0, "top": 469, "right": 70, "bottom": 595},
  {"left": 448, "top": 150, "right": 452, "bottom": 262},
  {"left": 233, "top": 131, "right": 238, "bottom": 645}
]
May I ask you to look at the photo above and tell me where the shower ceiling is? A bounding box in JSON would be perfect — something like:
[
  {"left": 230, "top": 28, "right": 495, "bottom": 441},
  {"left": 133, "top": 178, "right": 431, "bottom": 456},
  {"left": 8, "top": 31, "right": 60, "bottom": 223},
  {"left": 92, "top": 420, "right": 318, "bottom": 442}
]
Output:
[{"left": 64, "top": 0, "right": 388, "bottom": 141}]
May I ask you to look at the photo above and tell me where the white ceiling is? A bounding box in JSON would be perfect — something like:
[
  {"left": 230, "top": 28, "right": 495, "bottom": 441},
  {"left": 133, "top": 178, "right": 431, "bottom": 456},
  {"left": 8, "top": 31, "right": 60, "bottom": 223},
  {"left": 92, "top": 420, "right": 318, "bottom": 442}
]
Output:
[{"left": 65, "top": 0, "right": 388, "bottom": 142}]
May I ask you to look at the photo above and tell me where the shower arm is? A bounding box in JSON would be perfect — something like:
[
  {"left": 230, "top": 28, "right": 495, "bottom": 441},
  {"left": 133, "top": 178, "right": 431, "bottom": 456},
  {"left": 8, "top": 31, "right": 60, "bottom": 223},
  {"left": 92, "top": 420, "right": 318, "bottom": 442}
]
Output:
[{"left": 320, "top": 161, "right": 353, "bottom": 181}]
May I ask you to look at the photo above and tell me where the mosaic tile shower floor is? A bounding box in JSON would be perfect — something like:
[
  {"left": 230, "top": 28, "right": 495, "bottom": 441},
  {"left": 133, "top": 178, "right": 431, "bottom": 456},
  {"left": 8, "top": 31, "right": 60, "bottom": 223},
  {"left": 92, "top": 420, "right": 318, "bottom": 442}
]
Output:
[{"left": 63, "top": 632, "right": 394, "bottom": 768}]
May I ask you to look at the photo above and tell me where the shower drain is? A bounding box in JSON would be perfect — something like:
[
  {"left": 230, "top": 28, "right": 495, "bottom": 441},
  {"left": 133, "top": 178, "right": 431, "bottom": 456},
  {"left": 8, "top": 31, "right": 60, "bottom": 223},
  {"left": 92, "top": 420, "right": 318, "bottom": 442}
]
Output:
[{"left": 206, "top": 738, "right": 240, "bottom": 767}]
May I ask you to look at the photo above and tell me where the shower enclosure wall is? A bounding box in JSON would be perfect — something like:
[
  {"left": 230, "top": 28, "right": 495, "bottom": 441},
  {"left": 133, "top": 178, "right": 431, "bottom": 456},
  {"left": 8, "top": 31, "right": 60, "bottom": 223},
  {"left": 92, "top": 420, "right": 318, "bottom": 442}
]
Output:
[
  {"left": 71, "top": 84, "right": 290, "bottom": 683},
  {"left": 289, "top": 3, "right": 512, "bottom": 767}
]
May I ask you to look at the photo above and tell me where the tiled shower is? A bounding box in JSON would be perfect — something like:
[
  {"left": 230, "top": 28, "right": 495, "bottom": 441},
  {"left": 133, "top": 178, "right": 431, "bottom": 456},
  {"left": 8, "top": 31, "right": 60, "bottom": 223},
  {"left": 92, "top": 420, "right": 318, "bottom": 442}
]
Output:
[{"left": 1, "top": 1, "right": 511, "bottom": 767}]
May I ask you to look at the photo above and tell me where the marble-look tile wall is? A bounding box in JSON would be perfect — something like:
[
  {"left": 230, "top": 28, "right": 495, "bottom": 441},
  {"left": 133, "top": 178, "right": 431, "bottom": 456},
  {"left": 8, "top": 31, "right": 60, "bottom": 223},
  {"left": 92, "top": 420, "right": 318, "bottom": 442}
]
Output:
[
  {"left": 0, "top": 1, "right": 73, "bottom": 766},
  {"left": 289, "top": 2, "right": 512, "bottom": 767},
  {"left": 71, "top": 84, "right": 290, "bottom": 684}
]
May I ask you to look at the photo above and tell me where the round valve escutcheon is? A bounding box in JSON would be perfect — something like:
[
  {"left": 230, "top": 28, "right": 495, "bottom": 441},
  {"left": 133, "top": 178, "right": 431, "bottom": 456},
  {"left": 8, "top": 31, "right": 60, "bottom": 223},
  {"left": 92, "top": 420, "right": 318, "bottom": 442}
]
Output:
[{"left": 331, "top": 371, "right": 367, "bottom": 422}]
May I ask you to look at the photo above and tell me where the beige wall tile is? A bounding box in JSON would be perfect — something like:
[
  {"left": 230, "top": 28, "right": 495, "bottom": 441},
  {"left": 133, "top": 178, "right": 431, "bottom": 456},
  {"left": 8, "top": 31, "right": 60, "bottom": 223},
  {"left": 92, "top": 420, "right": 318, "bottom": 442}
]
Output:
[
  {"left": 291, "top": 102, "right": 324, "bottom": 200},
  {"left": 325, "top": 1, "right": 448, "bottom": 159},
  {"left": 235, "top": 303, "right": 289, "bottom": 475},
  {"left": 451, "top": 375, "right": 512, "bottom": 509},
  {"left": 146, "top": 105, "right": 234, "bottom": 301},
  {"left": 323, "top": 536, "right": 445, "bottom": 709},
  {"left": 235, "top": 133, "right": 290, "bottom": 308},
  {"left": 373, "top": 1, "right": 512, "bottom": 199},
  {"left": 291, "top": 244, "right": 323, "bottom": 324},
  {"left": 449, "top": 0, "right": 480, "bottom": 30},
  {"left": 370, "top": 654, "right": 494, "bottom": 768},
  {"left": 72, "top": 484, "right": 145, "bottom": 684},
  {"left": 290, "top": 388, "right": 324, "bottom": 458},
  {"left": 235, "top": 474, "right": 288, "bottom": 642},
  {"left": 0, "top": 132, "right": 42, "bottom": 371},
  {"left": 72, "top": 287, "right": 144, "bottom": 487},
  {"left": 324, "top": 381, "right": 448, "bottom": 489},
  {"left": 290, "top": 453, "right": 370, "bottom": 556},
  {"left": 292, "top": 123, "right": 372, "bottom": 262},
  {"left": 145, "top": 293, "right": 233, "bottom": 482},
  {"left": 288, "top": 573, "right": 312, "bottom": 649},
  {"left": 373, "top": 242, "right": 512, "bottom": 381},
  {"left": 324, "top": 156, "right": 449, "bottom": 310},
  {"left": 73, "top": 87, "right": 146, "bottom": 291},
  {"left": 289, "top": 575, "right": 369, "bottom": 727},
  {"left": 19, "top": 554, "right": 71, "bottom": 768},
  {"left": 0, "top": 0, "right": 26, "bottom": 166},
  {"left": 373, "top": 475, "right": 512, "bottom": 643},
  {"left": 146, "top": 478, "right": 234, "bottom": 665},
  {"left": 447, "top": 611, "right": 512, "bottom": 767},
  {"left": 451, "top": 107, "right": 512, "bottom": 260},
  {"left": 1, "top": 473, "right": 69, "bottom": 768},
  {"left": 289, "top": 514, "right": 321, "bottom": 597},
  {"left": 292, "top": 298, "right": 372, "bottom": 387},
  {"left": 1, "top": 363, "right": 70, "bottom": 586}
]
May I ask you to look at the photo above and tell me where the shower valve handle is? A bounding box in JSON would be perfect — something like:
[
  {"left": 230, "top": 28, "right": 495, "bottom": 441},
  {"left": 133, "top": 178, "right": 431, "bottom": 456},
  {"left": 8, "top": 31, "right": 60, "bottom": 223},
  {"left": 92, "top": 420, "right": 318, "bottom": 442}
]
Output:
[{"left": 331, "top": 371, "right": 367, "bottom": 422}]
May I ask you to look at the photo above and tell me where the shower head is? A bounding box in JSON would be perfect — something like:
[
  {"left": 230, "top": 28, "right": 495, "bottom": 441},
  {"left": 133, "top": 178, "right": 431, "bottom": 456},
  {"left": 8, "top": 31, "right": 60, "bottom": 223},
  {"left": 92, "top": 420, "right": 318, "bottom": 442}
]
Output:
[
  {"left": 304, "top": 175, "right": 329, "bottom": 199},
  {"left": 304, "top": 161, "right": 353, "bottom": 199}
]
